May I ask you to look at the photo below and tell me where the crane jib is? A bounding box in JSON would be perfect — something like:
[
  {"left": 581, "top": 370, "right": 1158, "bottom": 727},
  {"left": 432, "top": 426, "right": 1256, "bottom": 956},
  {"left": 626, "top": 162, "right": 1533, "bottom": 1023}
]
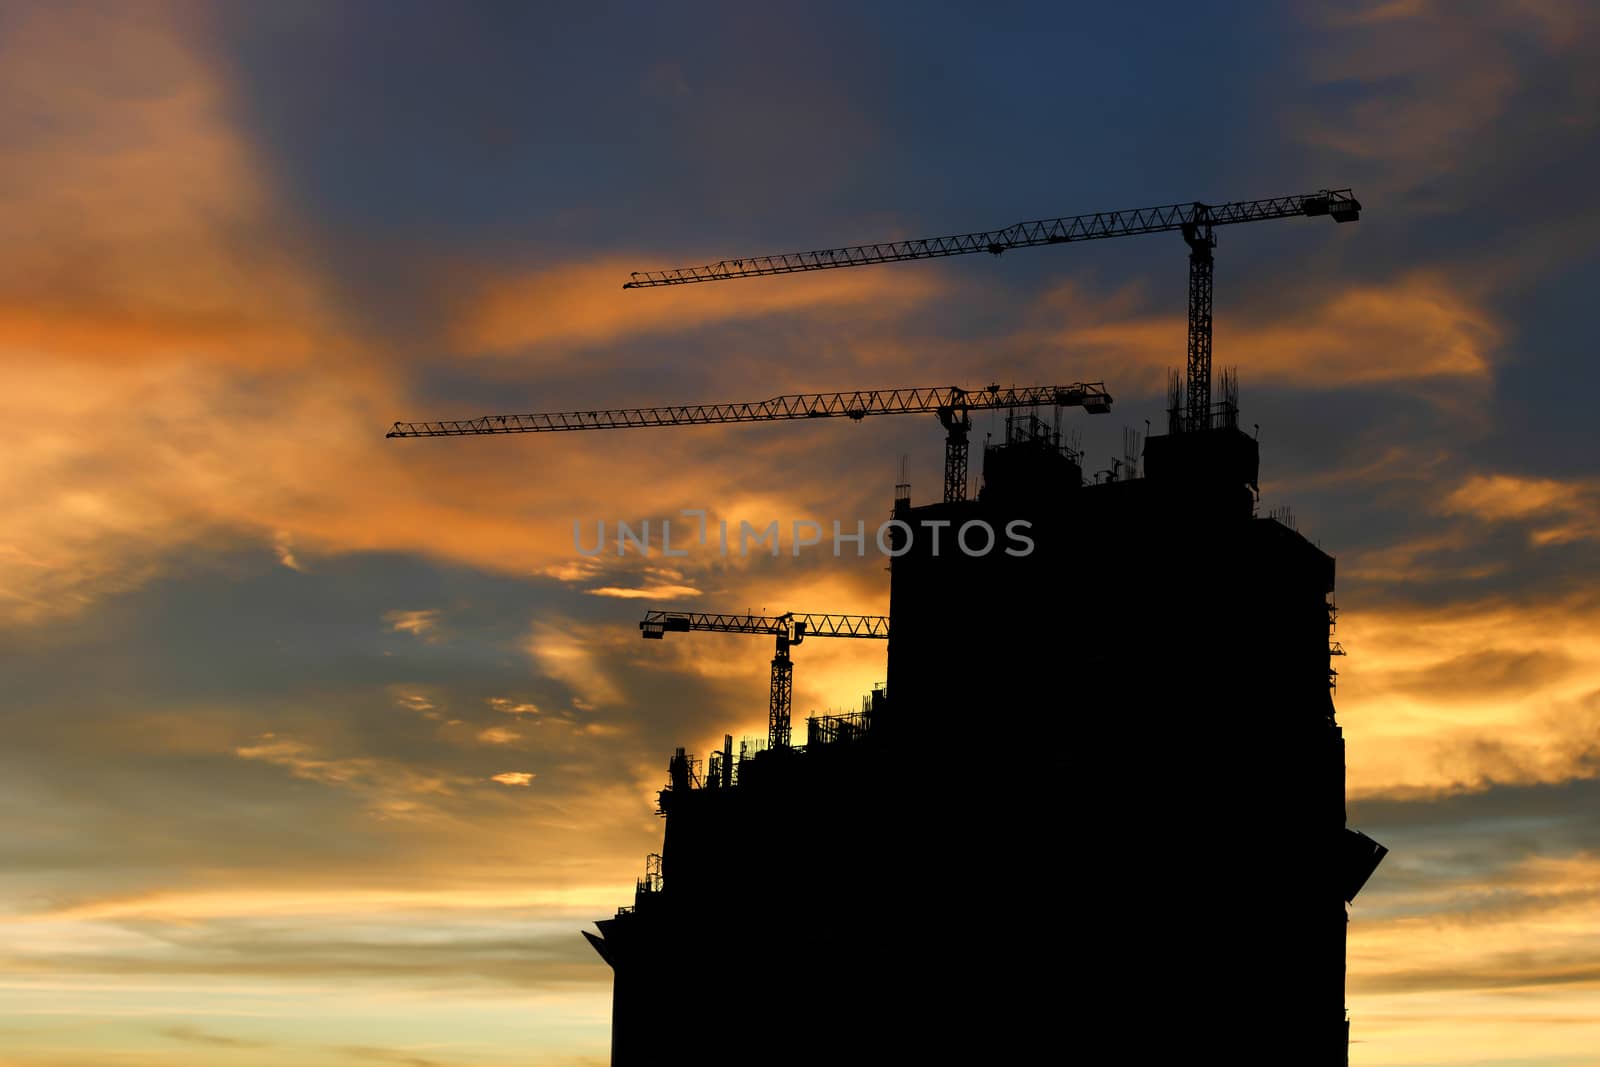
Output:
[
  {"left": 639, "top": 611, "right": 891, "bottom": 640},
  {"left": 621, "top": 189, "right": 1359, "bottom": 288},
  {"left": 387, "top": 383, "right": 1113, "bottom": 438}
]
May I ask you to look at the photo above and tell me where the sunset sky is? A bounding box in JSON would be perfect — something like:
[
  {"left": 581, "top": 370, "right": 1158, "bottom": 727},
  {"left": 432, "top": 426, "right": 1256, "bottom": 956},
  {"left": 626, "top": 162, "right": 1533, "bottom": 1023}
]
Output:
[{"left": 3, "top": 2, "right": 1600, "bottom": 1064}]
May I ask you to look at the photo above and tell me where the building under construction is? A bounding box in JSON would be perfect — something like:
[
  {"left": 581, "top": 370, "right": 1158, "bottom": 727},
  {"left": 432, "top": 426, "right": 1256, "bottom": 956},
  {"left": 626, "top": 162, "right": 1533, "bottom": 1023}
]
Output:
[
  {"left": 585, "top": 390, "right": 1386, "bottom": 1065},
  {"left": 386, "top": 188, "right": 1386, "bottom": 1065}
]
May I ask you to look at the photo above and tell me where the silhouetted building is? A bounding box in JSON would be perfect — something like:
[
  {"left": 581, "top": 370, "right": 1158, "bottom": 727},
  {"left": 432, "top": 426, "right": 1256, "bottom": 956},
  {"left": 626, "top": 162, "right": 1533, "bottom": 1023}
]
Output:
[{"left": 586, "top": 402, "right": 1385, "bottom": 1066}]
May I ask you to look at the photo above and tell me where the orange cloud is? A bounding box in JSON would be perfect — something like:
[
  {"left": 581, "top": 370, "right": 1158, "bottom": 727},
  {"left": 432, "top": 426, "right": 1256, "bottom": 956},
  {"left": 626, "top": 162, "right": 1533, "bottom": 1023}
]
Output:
[
  {"left": 0, "top": 4, "right": 342, "bottom": 370},
  {"left": 1445, "top": 474, "right": 1581, "bottom": 520},
  {"left": 4, "top": 341, "right": 911, "bottom": 623},
  {"left": 1349, "top": 851, "right": 1600, "bottom": 1063},
  {"left": 490, "top": 771, "right": 535, "bottom": 786},
  {"left": 488, "top": 698, "right": 542, "bottom": 716},
  {"left": 0, "top": 6, "right": 965, "bottom": 629},
  {"left": 27, "top": 883, "right": 611, "bottom": 926},
  {"left": 1341, "top": 529, "right": 1505, "bottom": 585},
  {"left": 1337, "top": 592, "right": 1600, "bottom": 798},
  {"left": 1031, "top": 272, "right": 1497, "bottom": 391},
  {"left": 0, "top": 5, "right": 378, "bottom": 621},
  {"left": 525, "top": 620, "right": 631, "bottom": 708},
  {"left": 1443, "top": 473, "right": 1600, "bottom": 545},
  {"left": 454, "top": 255, "right": 946, "bottom": 356},
  {"left": 587, "top": 583, "right": 704, "bottom": 599},
  {"left": 384, "top": 609, "right": 442, "bottom": 637},
  {"left": 1288, "top": 1, "right": 1521, "bottom": 206},
  {"left": 233, "top": 734, "right": 463, "bottom": 820}
]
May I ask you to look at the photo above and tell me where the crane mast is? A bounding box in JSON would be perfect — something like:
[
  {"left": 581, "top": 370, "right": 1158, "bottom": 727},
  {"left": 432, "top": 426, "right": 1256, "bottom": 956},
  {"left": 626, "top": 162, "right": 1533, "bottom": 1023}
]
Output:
[
  {"left": 1183, "top": 220, "right": 1216, "bottom": 433},
  {"left": 640, "top": 611, "right": 889, "bottom": 750},
  {"left": 623, "top": 190, "right": 1360, "bottom": 431}
]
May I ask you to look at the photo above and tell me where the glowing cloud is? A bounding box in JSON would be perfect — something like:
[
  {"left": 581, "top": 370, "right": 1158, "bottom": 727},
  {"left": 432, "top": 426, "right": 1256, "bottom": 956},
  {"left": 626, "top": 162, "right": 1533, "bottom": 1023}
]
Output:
[
  {"left": 454, "top": 256, "right": 944, "bottom": 356},
  {"left": 1443, "top": 473, "right": 1600, "bottom": 545},
  {"left": 586, "top": 583, "right": 704, "bottom": 600},
  {"left": 1337, "top": 593, "right": 1600, "bottom": 798},
  {"left": 488, "top": 698, "right": 541, "bottom": 716},
  {"left": 490, "top": 772, "right": 535, "bottom": 787},
  {"left": 525, "top": 621, "right": 627, "bottom": 708},
  {"left": 1033, "top": 273, "right": 1497, "bottom": 391},
  {"left": 384, "top": 608, "right": 442, "bottom": 637}
]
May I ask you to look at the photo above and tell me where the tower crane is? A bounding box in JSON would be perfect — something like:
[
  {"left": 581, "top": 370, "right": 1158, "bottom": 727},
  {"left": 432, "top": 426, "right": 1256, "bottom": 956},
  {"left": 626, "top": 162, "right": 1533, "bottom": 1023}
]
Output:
[
  {"left": 390, "top": 382, "right": 1111, "bottom": 503},
  {"left": 640, "top": 611, "right": 889, "bottom": 750},
  {"left": 622, "top": 190, "right": 1360, "bottom": 432}
]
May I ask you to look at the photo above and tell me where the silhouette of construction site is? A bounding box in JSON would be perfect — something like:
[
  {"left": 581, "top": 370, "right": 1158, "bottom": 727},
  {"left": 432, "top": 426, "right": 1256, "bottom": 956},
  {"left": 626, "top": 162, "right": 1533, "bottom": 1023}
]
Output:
[
  {"left": 390, "top": 189, "right": 1388, "bottom": 1065},
  {"left": 587, "top": 384, "right": 1386, "bottom": 1065}
]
